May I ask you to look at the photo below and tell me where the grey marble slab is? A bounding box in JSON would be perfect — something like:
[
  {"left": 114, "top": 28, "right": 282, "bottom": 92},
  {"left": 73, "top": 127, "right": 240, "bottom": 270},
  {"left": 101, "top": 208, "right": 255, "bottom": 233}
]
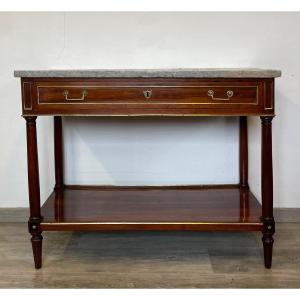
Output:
[{"left": 14, "top": 68, "right": 281, "bottom": 78}]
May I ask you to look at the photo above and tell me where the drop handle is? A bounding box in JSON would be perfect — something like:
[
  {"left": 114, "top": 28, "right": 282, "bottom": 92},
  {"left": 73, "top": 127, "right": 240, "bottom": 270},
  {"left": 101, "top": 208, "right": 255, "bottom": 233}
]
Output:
[
  {"left": 207, "top": 89, "right": 234, "bottom": 101},
  {"left": 63, "top": 90, "right": 88, "bottom": 101}
]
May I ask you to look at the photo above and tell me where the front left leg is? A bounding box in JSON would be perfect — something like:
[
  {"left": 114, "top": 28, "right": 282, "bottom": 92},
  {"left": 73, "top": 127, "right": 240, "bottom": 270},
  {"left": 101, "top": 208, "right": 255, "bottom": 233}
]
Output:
[
  {"left": 261, "top": 116, "right": 275, "bottom": 269},
  {"left": 262, "top": 216, "right": 275, "bottom": 269},
  {"left": 25, "top": 116, "right": 43, "bottom": 269},
  {"left": 29, "top": 218, "right": 43, "bottom": 269}
]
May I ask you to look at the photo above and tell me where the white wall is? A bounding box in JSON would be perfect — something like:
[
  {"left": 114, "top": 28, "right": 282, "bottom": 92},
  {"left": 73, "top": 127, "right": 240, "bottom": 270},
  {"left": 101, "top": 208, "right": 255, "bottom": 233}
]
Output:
[{"left": 0, "top": 12, "right": 299, "bottom": 207}]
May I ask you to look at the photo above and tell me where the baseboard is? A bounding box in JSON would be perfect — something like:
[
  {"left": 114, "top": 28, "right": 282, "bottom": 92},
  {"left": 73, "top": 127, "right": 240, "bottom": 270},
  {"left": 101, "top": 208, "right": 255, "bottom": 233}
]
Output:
[
  {"left": 0, "top": 208, "right": 29, "bottom": 222},
  {"left": 274, "top": 208, "right": 300, "bottom": 223},
  {"left": 0, "top": 207, "right": 299, "bottom": 223}
]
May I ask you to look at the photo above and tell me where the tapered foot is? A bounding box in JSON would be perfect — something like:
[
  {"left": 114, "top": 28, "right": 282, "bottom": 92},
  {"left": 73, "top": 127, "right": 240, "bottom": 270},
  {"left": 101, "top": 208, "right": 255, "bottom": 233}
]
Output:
[
  {"left": 262, "top": 217, "right": 275, "bottom": 269},
  {"left": 31, "top": 234, "right": 43, "bottom": 269},
  {"left": 262, "top": 234, "right": 274, "bottom": 268}
]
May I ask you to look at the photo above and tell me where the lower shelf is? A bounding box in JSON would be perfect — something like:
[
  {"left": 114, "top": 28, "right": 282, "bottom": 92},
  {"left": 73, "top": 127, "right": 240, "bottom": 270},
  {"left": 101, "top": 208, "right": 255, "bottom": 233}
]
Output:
[{"left": 40, "top": 185, "right": 263, "bottom": 231}]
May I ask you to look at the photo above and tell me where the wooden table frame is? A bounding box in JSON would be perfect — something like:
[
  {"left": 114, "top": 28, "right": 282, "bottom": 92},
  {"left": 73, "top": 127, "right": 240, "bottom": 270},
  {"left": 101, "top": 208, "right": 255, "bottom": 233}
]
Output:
[{"left": 18, "top": 74, "right": 277, "bottom": 269}]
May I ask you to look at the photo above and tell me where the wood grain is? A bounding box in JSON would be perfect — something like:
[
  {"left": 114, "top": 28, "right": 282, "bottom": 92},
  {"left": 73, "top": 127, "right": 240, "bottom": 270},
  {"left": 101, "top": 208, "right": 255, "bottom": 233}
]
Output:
[
  {"left": 261, "top": 116, "right": 275, "bottom": 268},
  {"left": 18, "top": 74, "right": 278, "bottom": 268},
  {"left": 40, "top": 186, "right": 262, "bottom": 231},
  {"left": 21, "top": 78, "right": 273, "bottom": 116}
]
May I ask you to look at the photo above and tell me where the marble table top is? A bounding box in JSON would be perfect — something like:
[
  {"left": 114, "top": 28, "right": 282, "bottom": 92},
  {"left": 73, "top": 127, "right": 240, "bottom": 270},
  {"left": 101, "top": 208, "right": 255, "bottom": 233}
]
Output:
[{"left": 14, "top": 68, "right": 281, "bottom": 78}]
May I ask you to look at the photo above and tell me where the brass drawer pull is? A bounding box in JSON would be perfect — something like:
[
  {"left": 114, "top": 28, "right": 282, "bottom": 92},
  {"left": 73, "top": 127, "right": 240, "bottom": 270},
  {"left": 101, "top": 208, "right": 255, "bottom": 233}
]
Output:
[
  {"left": 143, "top": 89, "right": 152, "bottom": 100},
  {"left": 63, "top": 90, "right": 88, "bottom": 101},
  {"left": 207, "top": 89, "right": 234, "bottom": 101}
]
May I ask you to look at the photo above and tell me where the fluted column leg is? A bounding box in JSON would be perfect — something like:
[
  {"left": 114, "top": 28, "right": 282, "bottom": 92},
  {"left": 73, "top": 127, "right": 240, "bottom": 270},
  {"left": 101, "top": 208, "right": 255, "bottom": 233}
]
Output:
[
  {"left": 54, "top": 116, "right": 64, "bottom": 190},
  {"left": 24, "top": 116, "right": 43, "bottom": 269},
  {"left": 261, "top": 116, "right": 275, "bottom": 269},
  {"left": 239, "top": 116, "right": 249, "bottom": 189}
]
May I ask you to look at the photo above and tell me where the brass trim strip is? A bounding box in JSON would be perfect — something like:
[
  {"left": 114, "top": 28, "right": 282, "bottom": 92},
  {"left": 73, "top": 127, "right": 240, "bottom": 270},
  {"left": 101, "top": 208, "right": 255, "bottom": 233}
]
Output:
[
  {"left": 37, "top": 85, "right": 259, "bottom": 106},
  {"left": 264, "top": 99, "right": 273, "bottom": 110},
  {"left": 264, "top": 87, "right": 273, "bottom": 110},
  {"left": 41, "top": 221, "right": 263, "bottom": 226},
  {"left": 22, "top": 113, "right": 276, "bottom": 117},
  {"left": 23, "top": 82, "right": 32, "bottom": 110}
]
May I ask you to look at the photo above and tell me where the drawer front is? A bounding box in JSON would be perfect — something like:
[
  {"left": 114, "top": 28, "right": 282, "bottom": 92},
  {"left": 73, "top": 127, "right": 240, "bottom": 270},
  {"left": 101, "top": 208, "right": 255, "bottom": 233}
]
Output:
[
  {"left": 21, "top": 78, "right": 274, "bottom": 116},
  {"left": 37, "top": 85, "right": 258, "bottom": 105}
]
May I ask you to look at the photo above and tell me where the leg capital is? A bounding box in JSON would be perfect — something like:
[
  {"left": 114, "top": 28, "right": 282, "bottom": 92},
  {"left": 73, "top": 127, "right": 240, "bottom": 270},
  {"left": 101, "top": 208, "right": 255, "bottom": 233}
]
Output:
[
  {"left": 23, "top": 116, "right": 37, "bottom": 123},
  {"left": 260, "top": 116, "right": 274, "bottom": 125}
]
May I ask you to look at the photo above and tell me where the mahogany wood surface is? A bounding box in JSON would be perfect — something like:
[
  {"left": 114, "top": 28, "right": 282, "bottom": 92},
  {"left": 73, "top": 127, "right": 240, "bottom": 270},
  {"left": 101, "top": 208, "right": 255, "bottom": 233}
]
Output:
[
  {"left": 54, "top": 116, "right": 64, "bottom": 190},
  {"left": 40, "top": 185, "right": 262, "bottom": 231},
  {"left": 24, "top": 117, "right": 43, "bottom": 269},
  {"left": 239, "top": 116, "right": 249, "bottom": 189},
  {"left": 21, "top": 78, "right": 274, "bottom": 116},
  {"left": 38, "top": 85, "right": 257, "bottom": 104},
  {"left": 261, "top": 116, "right": 275, "bottom": 268},
  {"left": 18, "top": 73, "right": 278, "bottom": 268}
]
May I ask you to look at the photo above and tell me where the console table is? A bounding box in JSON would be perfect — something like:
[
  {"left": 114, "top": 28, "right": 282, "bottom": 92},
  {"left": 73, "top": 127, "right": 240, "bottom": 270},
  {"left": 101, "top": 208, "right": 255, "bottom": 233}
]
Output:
[{"left": 14, "top": 68, "right": 281, "bottom": 269}]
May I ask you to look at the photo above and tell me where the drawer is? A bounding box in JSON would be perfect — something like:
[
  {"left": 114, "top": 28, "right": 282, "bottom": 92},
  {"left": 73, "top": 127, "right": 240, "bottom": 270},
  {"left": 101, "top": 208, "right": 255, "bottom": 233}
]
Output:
[{"left": 37, "top": 85, "right": 258, "bottom": 105}]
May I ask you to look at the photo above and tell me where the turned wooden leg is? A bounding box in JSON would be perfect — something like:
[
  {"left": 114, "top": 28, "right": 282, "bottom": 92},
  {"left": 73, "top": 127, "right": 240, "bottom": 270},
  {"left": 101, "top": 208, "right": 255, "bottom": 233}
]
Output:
[
  {"left": 239, "top": 116, "right": 249, "bottom": 189},
  {"left": 25, "top": 116, "right": 43, "bottom": 269},
  {"left": 261, "top": 116, "right": 275, "bottom": 269},
  {"left": 54, "top": 116, "right": 64, "bottom": 190},
  {"left": 31, "top": 232, "right": 43, "bottom": 269}
]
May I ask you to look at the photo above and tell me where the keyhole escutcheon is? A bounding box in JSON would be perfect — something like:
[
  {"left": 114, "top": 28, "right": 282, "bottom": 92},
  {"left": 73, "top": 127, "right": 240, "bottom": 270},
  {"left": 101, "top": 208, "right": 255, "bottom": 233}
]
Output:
[{"left": 143, "top": 89, "right": 152, "bottom": 100}]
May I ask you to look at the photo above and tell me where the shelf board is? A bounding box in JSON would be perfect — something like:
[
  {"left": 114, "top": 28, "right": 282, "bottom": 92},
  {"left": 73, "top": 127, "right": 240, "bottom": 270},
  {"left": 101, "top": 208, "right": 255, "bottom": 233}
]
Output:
[{"left": 41, "top": 185, "right": 263, "bottom": 231}]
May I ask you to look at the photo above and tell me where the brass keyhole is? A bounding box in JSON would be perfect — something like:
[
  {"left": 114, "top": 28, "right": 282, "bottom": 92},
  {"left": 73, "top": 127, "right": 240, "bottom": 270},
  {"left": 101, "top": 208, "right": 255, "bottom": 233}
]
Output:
[{"left": 143, "top": 90, "right": 152, "bottom": 100}]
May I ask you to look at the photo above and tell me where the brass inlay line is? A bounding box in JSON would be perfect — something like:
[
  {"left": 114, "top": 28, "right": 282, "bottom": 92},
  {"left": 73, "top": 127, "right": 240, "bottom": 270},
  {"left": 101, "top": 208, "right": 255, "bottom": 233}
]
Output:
[
  {"left": 22, "top": 113, "right": 276, "bottom": 117},
  {"left": 23, "top": 82, "right": 32, "bottom": 110},
  {"left": 37, "top": 85, "right": 259, "bottom": 106},
  {"left": 41, "top": 222, "right": 262, "bottom": 225}
]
